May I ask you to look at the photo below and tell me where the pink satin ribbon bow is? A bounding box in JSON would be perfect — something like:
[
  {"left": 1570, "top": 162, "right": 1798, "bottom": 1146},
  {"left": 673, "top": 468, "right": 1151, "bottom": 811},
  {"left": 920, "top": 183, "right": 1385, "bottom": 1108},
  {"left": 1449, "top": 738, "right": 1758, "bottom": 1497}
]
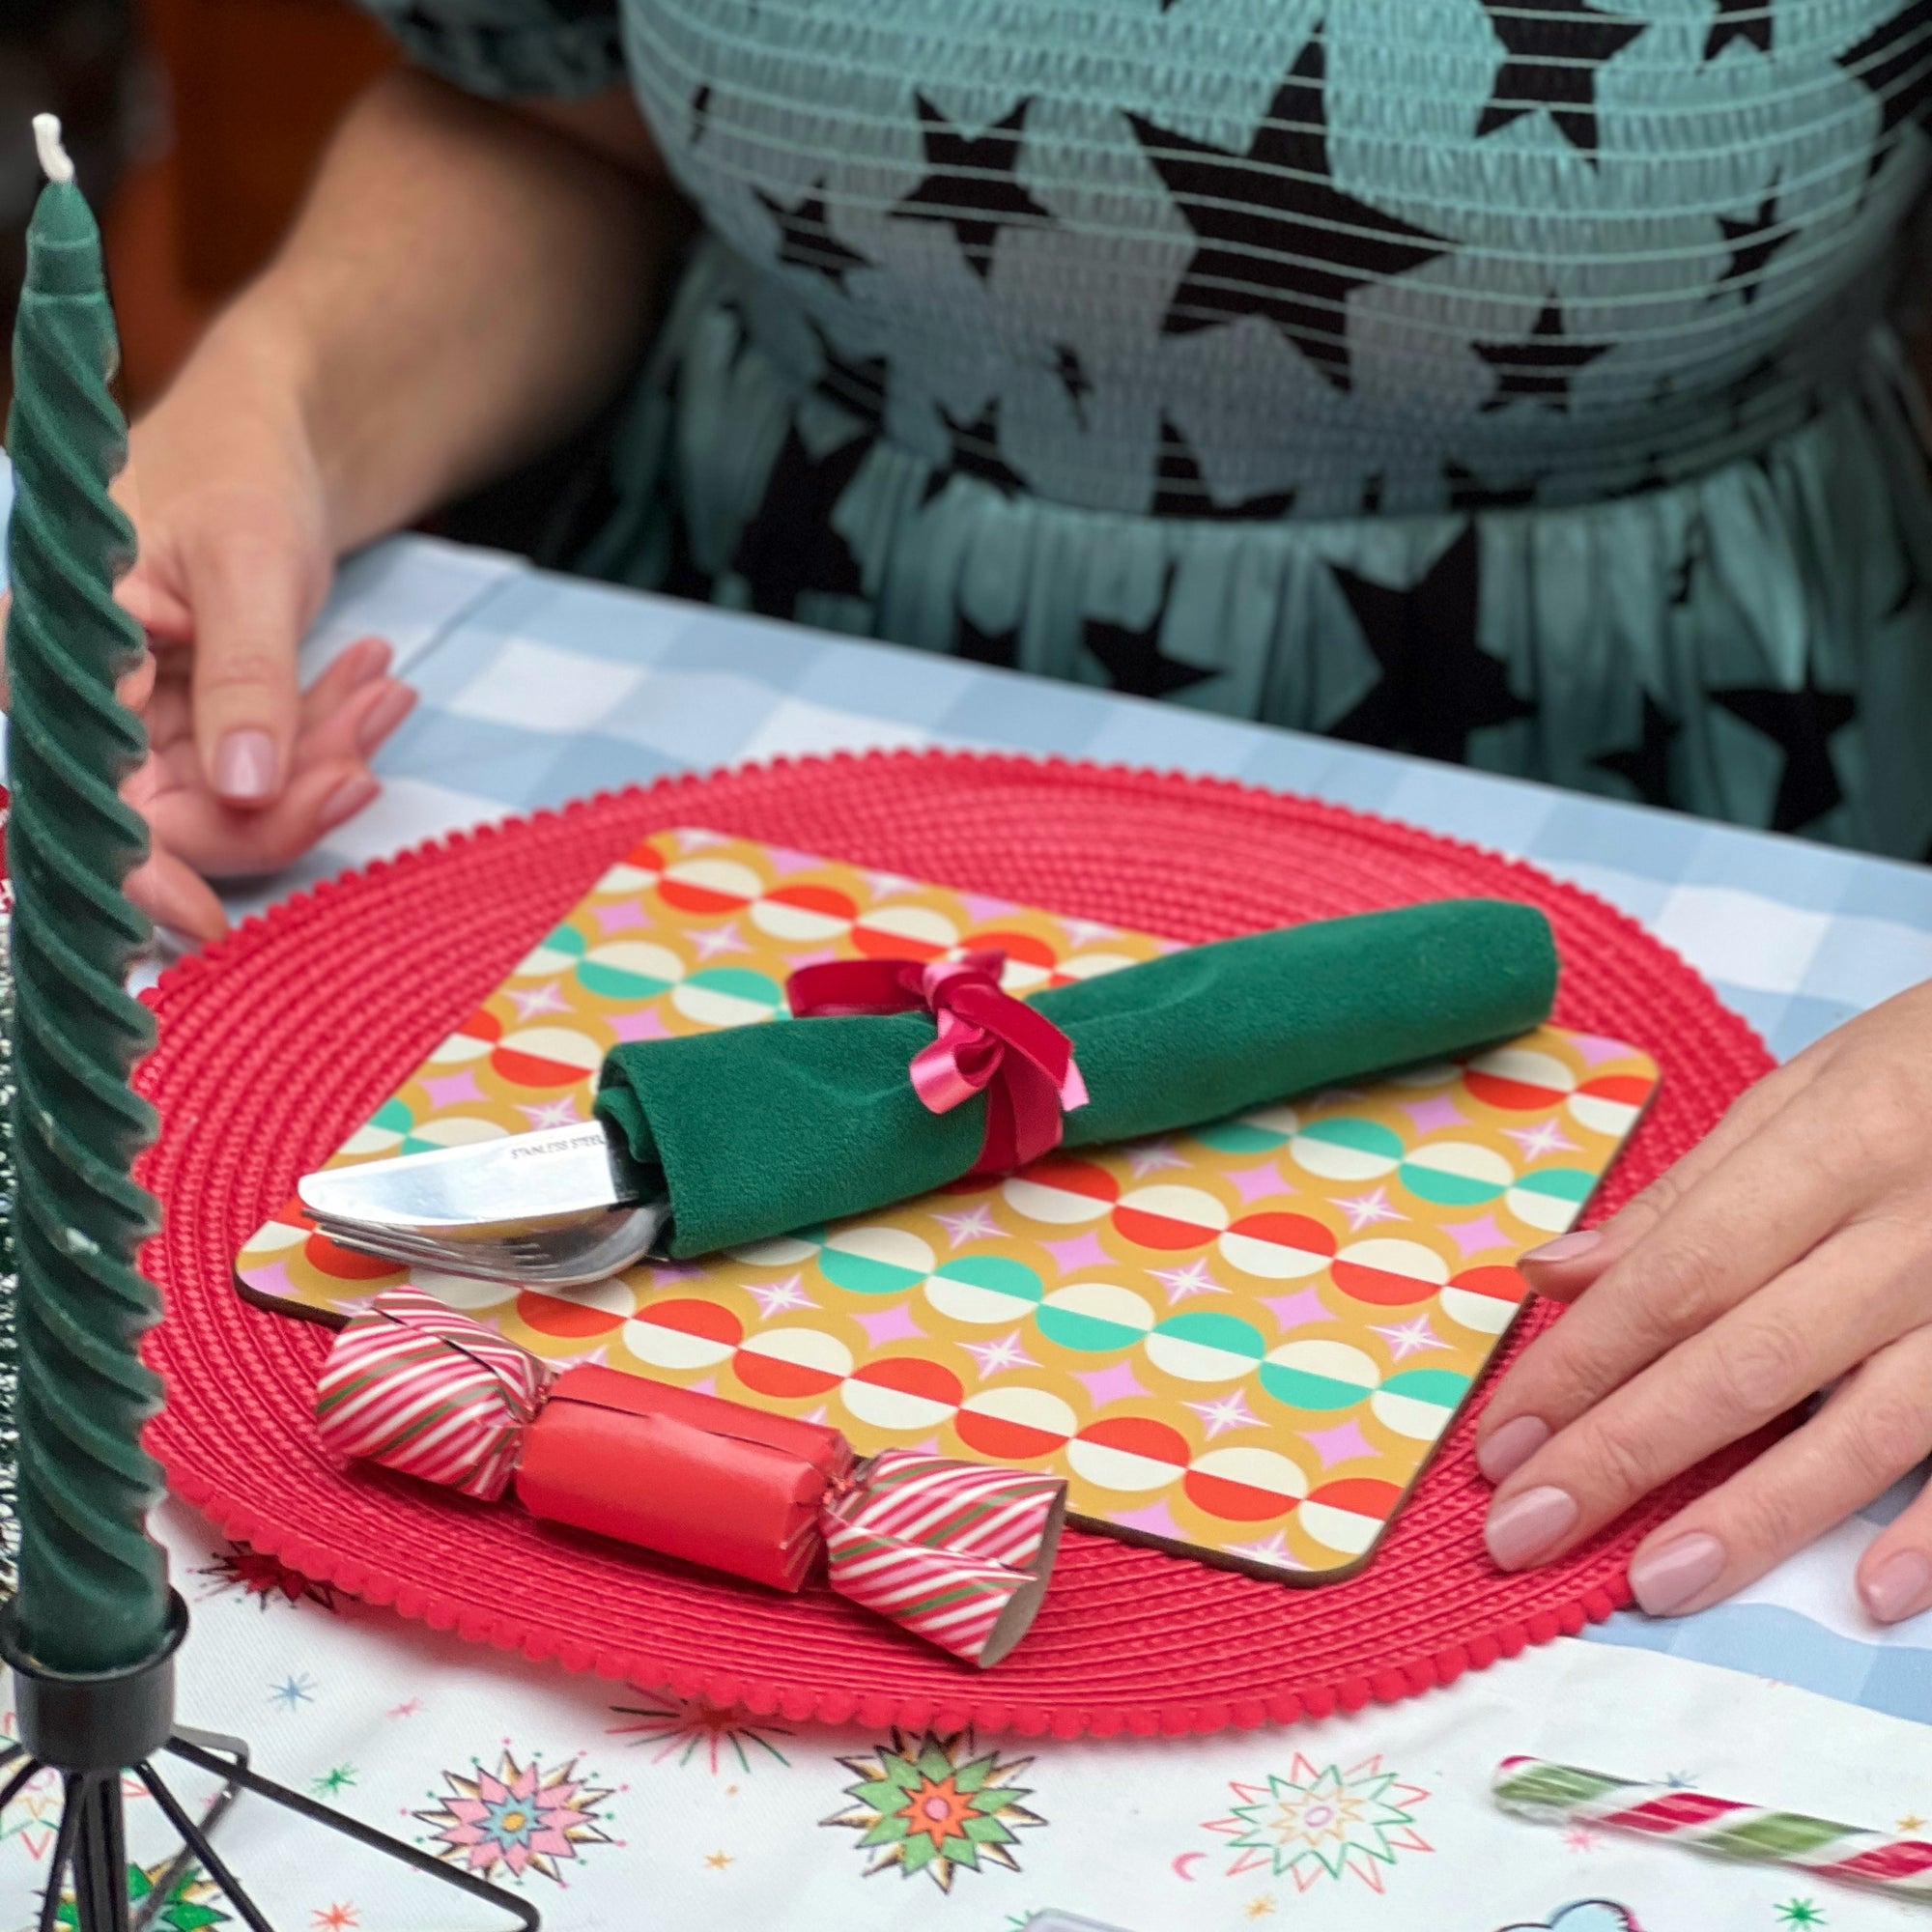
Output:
[{"left": 786, "top": 950, "right": 1088, "bottom": 1177}]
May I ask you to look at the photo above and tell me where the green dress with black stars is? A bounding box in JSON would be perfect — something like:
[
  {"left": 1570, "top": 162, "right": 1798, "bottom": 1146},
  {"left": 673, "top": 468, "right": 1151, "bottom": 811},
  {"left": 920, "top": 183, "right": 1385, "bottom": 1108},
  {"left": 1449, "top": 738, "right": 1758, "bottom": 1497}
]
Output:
[{"left": 358, "top": 0, "right": 1932, "bottom": 858}]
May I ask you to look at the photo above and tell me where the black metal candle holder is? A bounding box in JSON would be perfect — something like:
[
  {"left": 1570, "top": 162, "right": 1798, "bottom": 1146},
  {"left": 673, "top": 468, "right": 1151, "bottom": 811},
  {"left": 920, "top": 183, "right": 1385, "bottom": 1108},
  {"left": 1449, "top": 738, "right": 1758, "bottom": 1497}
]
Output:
[{"left": 0, "top": 1594, "right": 539, "bottom": 1932}]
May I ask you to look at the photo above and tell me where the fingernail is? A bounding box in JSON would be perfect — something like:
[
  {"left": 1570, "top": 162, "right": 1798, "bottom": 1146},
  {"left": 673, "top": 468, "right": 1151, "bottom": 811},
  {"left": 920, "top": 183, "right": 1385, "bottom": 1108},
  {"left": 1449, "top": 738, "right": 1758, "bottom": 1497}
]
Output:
[
  {"left": 1863, "top": 1551, "right": 1932, "bottom": 1624},
  {"left": 1524, "top": 1229, "right": 1603, "bottom": 1266},
  {"left": 318, "top": 774, "right": 379, "bottom": 833},
  {"left": 1477, "top": 1414, "right": 1549, "bottom": 1484},
  {"left": 213, "top": 728, "right": 277, "bottom": 802},
  {"left": 1629, "top": 1532, "right": 1726, "bottom": 1616},
  {"left": 356, "top": 681, "right": 416, "bottom": 753},
  {"left": 1485, "top": 1485, "right": 1577, "bottom": 1569}
]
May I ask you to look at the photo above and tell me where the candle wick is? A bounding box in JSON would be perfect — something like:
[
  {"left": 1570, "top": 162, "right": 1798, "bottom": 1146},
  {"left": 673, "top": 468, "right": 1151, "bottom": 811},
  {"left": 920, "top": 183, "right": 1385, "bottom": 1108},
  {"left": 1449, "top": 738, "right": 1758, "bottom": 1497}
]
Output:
[{"left": 31, "top": 114, "right": 74, "bottom": 187}]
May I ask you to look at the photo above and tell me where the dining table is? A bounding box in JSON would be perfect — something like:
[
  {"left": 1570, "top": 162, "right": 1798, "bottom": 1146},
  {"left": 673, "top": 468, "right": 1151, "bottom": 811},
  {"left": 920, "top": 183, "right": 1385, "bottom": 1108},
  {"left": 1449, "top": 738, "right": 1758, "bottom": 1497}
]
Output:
[{"left": 2, "top": 473, "right": 1931, "bottom": 1932}]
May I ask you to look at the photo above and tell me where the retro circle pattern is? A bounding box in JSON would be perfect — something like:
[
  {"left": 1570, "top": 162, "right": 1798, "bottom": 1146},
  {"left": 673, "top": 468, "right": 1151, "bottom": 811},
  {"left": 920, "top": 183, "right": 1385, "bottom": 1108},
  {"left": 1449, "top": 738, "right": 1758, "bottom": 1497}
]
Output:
[{"left": 236, "top": 828, "right": 1660, "bottom": 1577}]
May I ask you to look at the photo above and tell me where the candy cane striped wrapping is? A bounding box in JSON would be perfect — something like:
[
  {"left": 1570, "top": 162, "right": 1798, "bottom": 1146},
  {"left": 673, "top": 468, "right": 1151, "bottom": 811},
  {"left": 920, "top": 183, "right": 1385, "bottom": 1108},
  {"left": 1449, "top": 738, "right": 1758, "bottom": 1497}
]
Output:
[
  {"left": 1492, "top": 1757, "right": 1932, "bottom": 1897},
  {"left": 822, "top": 1450, "right": 1066, "bottom": 1666},
  {"left": 315, "top": 1286, "right": 553, "bottom": 1501}
]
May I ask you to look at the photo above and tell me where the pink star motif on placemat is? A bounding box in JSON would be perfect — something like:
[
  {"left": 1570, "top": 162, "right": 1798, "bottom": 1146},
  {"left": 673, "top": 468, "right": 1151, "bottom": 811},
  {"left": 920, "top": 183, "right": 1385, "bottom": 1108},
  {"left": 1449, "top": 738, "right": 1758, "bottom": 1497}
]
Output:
[
  {"left": 1337, "top": 1187, "right": 1403, "bottom": 1232},
  {"left": 765, "top": 843, "right": 823, "bottom": 875},
  {"left": 421, "top": 1070, "right": 486, "bottom": 1109},
  {"left": 1442, "top": 1213, "right": 1511, "bottom": 1259},
  {"left": 689, "top": 921, "right": 745, "bottom": 962},
  {"left": 1260, "top": 1288, "right": 1329, "bottom": 1330},
  {"left": 518, "top": 1095, "right": 582, "bottom": 1129},
  {"left": 593, "top": 897, "right": 654, "bottom": 935},
  {"left": 1503, "top": 1119, "right": 1579, "bottom": 1159},
  {"left": 1302, "top": 1419, "right": 1377, "bottom": 1467},
  {"left": 963, "top": 1331, "right": 1035, "bottom": 1376},
  {"left": 1402, "top": 1094, "right": 1465, "bottom": 1134},
  {"left": 1371, "top": 1315, "right": 1445, "bottom": 1359},
  {"left": 509, "top": 980, "right": 572, "bottom": 1021},
  {"left": 1043, "top": 1232, "right": 1111, "bottom": 1273},
  {"left": 1109, "top": 1498, "right": 1187, "bottom": 1541},
  {"left": 934, "top": 1204, "right": 1001, "bottom": 1246},
  {"left": 1075, "top": 1360, "right": 1150, "bottom": 1406},
  {"left": 856, "top": 1304, "right": 924, "bottom": 1347},
  {"left": 649, "top": 1260, "right": 704, "bottom": 1287},
  {"left": 1185, "top": 1389, "right": 1263, "bottom": 1438},
  {"left": 610, "top": 1009, "right": 670, "bottom": 1043},
  {"left": 1571, "top": 1032, "right": 1634, "bottom": 1065},
  {"left": 1227, "top": 1531, "right": 1304, "bottom": 1571},
  {"left": 957, "top": 891, "right": 1018, "bottom": 922},
  {"left": 1124, "top": 1139, "right": 1187, "bottom": 1178},
  {"left": 1228, "top": 1160, "right": 1291, "bottom": 1205},
  {"left": 747, "top": 1274, "right": 814, "bottom": 1318},
  {"left": 1153, "top": 1259, "right": 1228, "bottom": 1304}
]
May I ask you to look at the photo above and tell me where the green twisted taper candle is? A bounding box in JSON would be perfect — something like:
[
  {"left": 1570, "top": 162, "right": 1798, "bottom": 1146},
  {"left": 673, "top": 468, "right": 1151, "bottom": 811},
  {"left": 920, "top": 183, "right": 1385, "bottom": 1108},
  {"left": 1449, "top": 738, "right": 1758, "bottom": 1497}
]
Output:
[{"left": 5, "top": 115, "right": 169, "bottom": 1670}]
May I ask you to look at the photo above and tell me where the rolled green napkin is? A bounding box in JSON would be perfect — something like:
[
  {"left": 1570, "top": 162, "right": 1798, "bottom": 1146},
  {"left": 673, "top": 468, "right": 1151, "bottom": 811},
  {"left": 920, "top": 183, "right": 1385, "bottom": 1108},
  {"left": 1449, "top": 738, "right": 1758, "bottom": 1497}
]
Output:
[{"left": 595, "top": 899, "right": 1557, "bottom": 1258}]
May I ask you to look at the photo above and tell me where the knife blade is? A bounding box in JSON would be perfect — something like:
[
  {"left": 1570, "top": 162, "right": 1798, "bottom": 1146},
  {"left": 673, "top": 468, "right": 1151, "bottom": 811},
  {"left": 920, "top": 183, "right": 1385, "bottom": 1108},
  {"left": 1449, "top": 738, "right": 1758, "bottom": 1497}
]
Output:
[{"left": 298, "top": 1121, "right": 651, "bottom": 1239}]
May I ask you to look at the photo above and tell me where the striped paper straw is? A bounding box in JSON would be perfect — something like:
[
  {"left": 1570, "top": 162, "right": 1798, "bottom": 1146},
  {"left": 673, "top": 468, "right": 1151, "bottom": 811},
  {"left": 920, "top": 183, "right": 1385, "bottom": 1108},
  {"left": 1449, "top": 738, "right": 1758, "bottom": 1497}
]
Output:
[{"left": 1492, "top": 1757, "right": 1932, "bottom": 1899}]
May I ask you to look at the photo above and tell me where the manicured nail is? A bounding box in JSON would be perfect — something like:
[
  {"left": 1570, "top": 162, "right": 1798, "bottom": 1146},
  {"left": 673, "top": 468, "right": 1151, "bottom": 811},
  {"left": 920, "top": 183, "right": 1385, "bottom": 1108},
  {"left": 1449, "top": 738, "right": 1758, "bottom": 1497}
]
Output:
[
  {"left": 317, "top": 774, "right": 379, "bottom": 833},
  {"left": 1629, "top": 1532, "right": 1726, "bottom": 1616},
  {"left": 213, "top": 728, "right": 277, "bottom": 802},
  {"left": 1485, "top": 1485, "right": 1577, "bottom": 1569},
  {"left": 356, "top": 681, "right": 416, "bottom": 753},
  {"left": 1863, "top": 1550, "right": 1932, "bottom": 1624},
  {"left": 1477, "top": 1414, "right": 1549, "bottom": 1484},
  {"left": 1524, "top": 1229, "right": 1603, "bottom": 1266}
]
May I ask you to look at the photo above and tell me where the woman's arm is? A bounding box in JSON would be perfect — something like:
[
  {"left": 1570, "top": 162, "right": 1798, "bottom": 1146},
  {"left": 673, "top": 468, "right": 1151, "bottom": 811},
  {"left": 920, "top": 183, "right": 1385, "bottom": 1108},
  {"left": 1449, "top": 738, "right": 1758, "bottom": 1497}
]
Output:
[{"left": 16, "top": 69, "right": 684, "bottom": 939}]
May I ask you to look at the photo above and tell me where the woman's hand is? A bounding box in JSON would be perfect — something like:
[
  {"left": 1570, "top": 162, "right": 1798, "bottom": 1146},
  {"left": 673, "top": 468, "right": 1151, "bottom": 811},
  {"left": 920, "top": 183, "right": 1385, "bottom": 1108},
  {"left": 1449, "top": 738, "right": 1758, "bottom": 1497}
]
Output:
[
  {"left": 1475, "top": 981, "right": 1932, "bottom": 1625},
  {"left": 3, "top": 321, "right": 415, "bottom": 944}
]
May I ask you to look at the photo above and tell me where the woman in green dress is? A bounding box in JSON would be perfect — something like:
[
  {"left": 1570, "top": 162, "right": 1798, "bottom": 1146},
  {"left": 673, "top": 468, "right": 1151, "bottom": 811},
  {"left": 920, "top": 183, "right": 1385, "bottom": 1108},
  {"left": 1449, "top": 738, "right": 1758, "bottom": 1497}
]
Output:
[{"left": 28, "top": 0, "right": 1932, "bottom": 1634}]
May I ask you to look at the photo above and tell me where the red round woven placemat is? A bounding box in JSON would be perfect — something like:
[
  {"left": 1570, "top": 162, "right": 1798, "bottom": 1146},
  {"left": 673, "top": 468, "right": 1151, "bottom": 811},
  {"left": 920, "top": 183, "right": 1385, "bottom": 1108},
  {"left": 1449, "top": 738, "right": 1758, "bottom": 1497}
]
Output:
[{"left": 141, "top": 751, "right": 1775, "bottom": 1739}]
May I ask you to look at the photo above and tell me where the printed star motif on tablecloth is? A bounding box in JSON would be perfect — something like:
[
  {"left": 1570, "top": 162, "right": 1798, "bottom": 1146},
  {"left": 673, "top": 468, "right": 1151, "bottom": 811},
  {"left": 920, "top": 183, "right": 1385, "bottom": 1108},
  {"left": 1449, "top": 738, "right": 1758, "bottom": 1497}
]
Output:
[
  {"left": 1124, "top": 1139, "right": 1187, "bottom": 1178},
  {"left": 310, "top": 1907, "right": 358, "bottom": 1931},
  {"left": 1186, "top": 1389, "right": 1264, "bottom": 1437},
  {"left": 1561, "top": 1823, "right": 1600, "bottom": 1851},
  {"left": 507, "top": 980, "right": 571, "bottom": 1021},
  {"left": 1337, "top": 1187, "right": 1403, "bottom": 1232},
  {"left": 1503, "top": 1119, "right": 1578, "bottom": 1159},
  {"left": 193, "top": 1542, "right": 336, "bottom": 1613},
  {"left": 1154, "top": 1258, "right": 1228, "bottom": 1303},
  {"left": 688, "top": 921, "right": 746, "bottom": 962},
  {"left": 1128, "top": 33, "right": 1454, "bottom": 390},
  {"left": 1775, "top": 1902, "right": 1827, "bottom": 1926},
  {"left": 518, "top": 1096, "right": 582, "bottom": 1130},
  {"left": 1475, "top": 0, "right": 1648, "bottom": 165},
  {"left": 895, "top": 94, "right": 1055, "bottom": 283},
  {"left": 1371, "top": 1315, "right": 1446, "bottom": 1360},
  {"left": 935, "top": 1203, "right": 1002, "bottom": 1246},
  {"left": 415, "top": 1749, "right": 616, "bottom": 1885},
  {"left": 388, "top": 1699, "right": 424, "bottom": 1719},
  {"left": 607, "top": 1697, "right": 789, "bottom": 1773},
  {"left": 963, "top": 1331, "right": 1036, "bottom": 1376},
  {"left": 1206, "top": 1754, "right": 1433, "bottom": 1891},
  {"left": 824, "top": 1730, "right": 1043, "bottom": 1890},
  {"left": 747, "top": 1274, "right": 815, "bottom": 1317},
  {"left": 1899, "top": 1813, "right": 1928, "bottom": 1833},
  {"left": 268, "top": 1674, "right": 316, "bottom": 1712}
]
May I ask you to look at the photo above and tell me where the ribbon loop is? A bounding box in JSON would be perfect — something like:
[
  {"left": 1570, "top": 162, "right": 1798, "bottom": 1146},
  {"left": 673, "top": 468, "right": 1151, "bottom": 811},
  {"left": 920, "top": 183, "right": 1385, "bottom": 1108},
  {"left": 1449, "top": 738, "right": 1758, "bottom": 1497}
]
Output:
[{"left": 787, "top": 950, "right": 1087, "bottom": 1176}]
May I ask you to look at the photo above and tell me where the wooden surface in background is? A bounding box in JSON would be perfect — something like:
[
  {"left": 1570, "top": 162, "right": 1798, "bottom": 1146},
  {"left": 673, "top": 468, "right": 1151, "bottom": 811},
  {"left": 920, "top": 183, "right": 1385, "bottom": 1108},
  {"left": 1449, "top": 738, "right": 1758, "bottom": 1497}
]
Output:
[{"left": 110, "top": 0, "right": 392, "bottom": 404}]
